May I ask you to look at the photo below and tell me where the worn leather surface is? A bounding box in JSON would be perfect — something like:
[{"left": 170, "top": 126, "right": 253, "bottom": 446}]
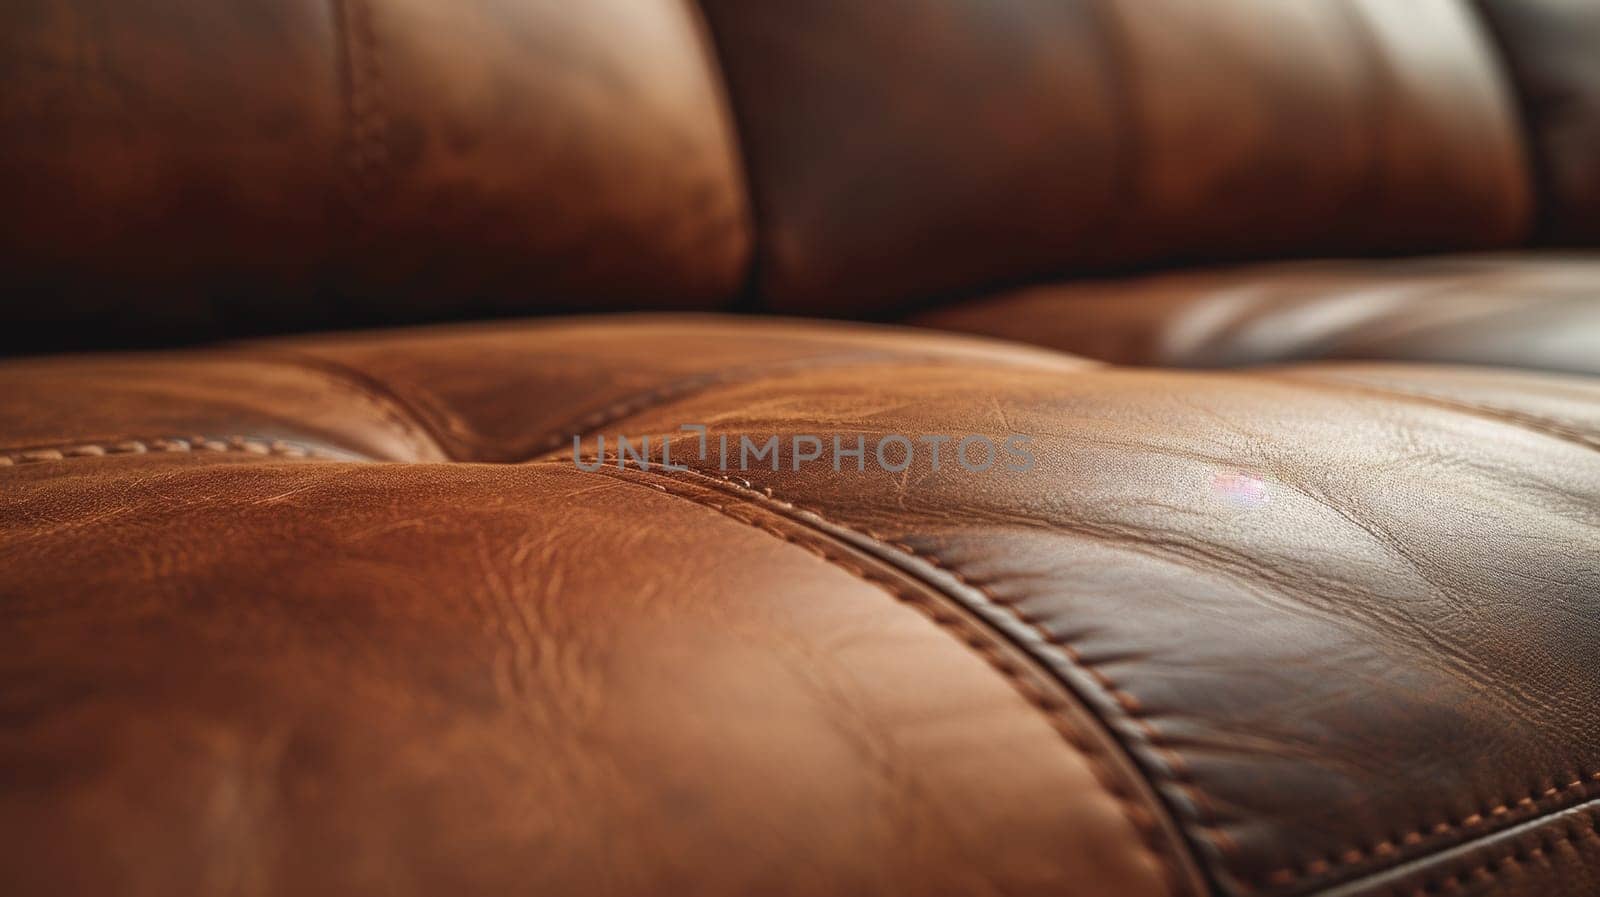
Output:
[
  {"left": 698, "top": 0, "right": 1532, "bottom": 314},
  {"left": 1473, "top": 0, "right": 1600, "bottom": 243},
  {"left": 5, "top": 1, "right": 1600, "bottom": 894},
  {"left": 0, "top": 0, "right": 750, "bottom": 351},
  {"left": 0, "top": 320, "right": 1198, "bottom": 897},
  {"left": 0, "top": 454, "right": 1193, "bottom": 897},
  {"left": 4, "top": 316, "right": 1598, "bottom": 897},
  {"left": 919, "top": 255, "right": 1600, "bottom": 373}
]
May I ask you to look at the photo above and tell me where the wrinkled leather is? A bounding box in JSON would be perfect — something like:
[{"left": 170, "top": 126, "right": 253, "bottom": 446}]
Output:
[
  {"left": 0, "top": 0, "right": 750, "bottom": 351},
  {"left": 5, "top": 1, "right": 1600, "bottom": 895},
  {"left": 920, "top": 255, "right": 1600, "bottom": 373},
  {"left": 555, "top": 324, "right": 1600, "bottom": 897},
  {"left": 0, "top": 454, "right": 1192, "bottom": 897},
  {"left": 698, "top": 0, "right": 1531, "bottom": 314},
  {"left": 4, "top": 317, "right": 1598, "bottom": 897},
  {"left": 0, "top": 320, "right": 1199, "bottom": 897}
]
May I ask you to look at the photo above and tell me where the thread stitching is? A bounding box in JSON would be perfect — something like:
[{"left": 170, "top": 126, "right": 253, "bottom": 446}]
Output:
[
  {"left": 1403, "top": 808, "right": 1599, "bottom": 897},
  {"left": 563, "top": 456, "right": 1600, "bottom": 895},
  {"left": 1270, "top": 772, "right": 1600, "bottom": 889},
  {"left": 699, "top": 459, "right": 1600, "bottom": 892},
  {"left": 241, "top": 348, "right": 454, "bottom": 461},
  {"left": 0, "top": 437, "right": 342, "bottom": 467},
  {"left": 15, "top": 432, "right": 1589, "bottom": 893},
  {"left": 335, "top": 0, "right": 390, "bottom": 200},
  {"left": 570, "top": 458, "right": 1197, "bottom": 895}
]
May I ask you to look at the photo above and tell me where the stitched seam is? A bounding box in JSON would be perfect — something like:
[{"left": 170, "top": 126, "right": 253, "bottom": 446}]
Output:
[
  {"left": 1274, "top": 772, "right": 1600, "bottom": 891},
  {"left": 693, "top": 466, "right": 1600, "bottom": 894},
  {"left": 333, "top": 0, "right": 390, "bottom": 201},
  {"left": 685, "top": 455, "right": 1600, "bottom": 894},
  {"left": 552, "top": 455, "right": 1600, "bottom": 896},
  {"left": 237, "top": 348, "right": 455, "bottom": 461},
  {"left": 562, "top": 457, "right": 1201, "bottom": 896},
  {"left": 1396, "top": 807, "right": 1600, "bottom": 897},
  {"left": 0, "top": 436, "right": 348, "bottom": 466}
]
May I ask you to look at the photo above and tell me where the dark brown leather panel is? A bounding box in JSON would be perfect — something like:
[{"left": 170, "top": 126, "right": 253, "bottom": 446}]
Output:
[
  {"left": 0, "top": 0, "right": 750, "bottom": 351},
  {"left": 0, "top": 454, "right": 1187, "bottom": 897},
  {"left": 918, "top": 255, "right": 1600, "bottom": 373},
  {"left": 548, "top": 336, "right": 1600, "bottom": 896},
  {"left": 1473, "top": 0, "right": 1600, "bottom": 243},
  {"left": 699, "top": 0, "right": 1532, "bottom": 315}
]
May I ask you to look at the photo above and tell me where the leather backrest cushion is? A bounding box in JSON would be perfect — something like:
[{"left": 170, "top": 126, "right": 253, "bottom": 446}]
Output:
[
  {"left": 0, "top": 0, "right": 751, "bottom": 350},
  {"left": 699, "top": 0, "right": 1534, "bottom": 315},
  {"left": 1473, "top": 0, "right": 1600, "bottom": 243}
]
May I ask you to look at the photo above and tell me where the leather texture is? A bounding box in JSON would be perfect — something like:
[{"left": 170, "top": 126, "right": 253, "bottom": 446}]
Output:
[
  {"left": 5, "top": 317, "right": 1600, "bottom": 897},
  {"left": 698, "top": 0, "right": 1532, "bottom": 314},
  {"left": 1473, "top": 0, "right": 1600, "bottom": 243},
  {"left": 0, "top": 321, "right": 1202, "bottom": 897},
  {"left": 6, "top": 1, "right": 1600, "bottom": 896},
  {"left": 0, "top": 0, "right": 751, "bottom": 351},
  {"left": 0, "top": 456, "right": 1190, "bottom": 897},
  {"left": 919, "top": 254, "right": 1600, "bottom": 372}
]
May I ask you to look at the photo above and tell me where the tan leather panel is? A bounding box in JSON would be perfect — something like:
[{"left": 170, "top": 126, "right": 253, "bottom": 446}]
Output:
[
  {"left": 0, "top": 0, "right": 750, "bottom": 351},
  {"left": 919, "top": 255, "right": 1600, "bottom": 373},
  {"left": 0, "top": 456, "right": 1185, "bottom": 897},
  {"left": 699, "top": 0, "right": 1531, "bottom": 314}
]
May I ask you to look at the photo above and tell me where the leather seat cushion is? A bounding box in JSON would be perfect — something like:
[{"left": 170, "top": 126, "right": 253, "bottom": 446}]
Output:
[
  {"left": 918, "top": 254, "right": 1600, "bottom": 373},
  {"left": 3, "top": 316, "right": 1598, "bottom": 897},
  {"left": 698, "top": 0, "right": 1530, "bottom": 314},
  {"left": 0, "top": 0, "right": 752, "bottom": 352}
]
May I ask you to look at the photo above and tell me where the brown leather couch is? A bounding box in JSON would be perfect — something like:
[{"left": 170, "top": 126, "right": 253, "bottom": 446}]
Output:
[{"left": 3, "top": 2, "right": 1598, "bottom": 896}]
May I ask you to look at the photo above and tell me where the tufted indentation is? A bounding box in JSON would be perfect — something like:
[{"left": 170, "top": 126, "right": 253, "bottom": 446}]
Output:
[{"left": 262, "top": 315, "right": 1096, "bottom": 462}]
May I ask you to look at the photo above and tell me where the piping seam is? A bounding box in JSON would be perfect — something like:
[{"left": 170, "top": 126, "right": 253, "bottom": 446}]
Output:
[
  {"left": 562, "top": 457, "right": 1202, "bottom": 897},
  {"left": 1274, "top": 772, "right": 1600, "bottom": 891},
  {"left": 1401, "top": 812, "right": 1598, "bottom": 897},
  {"left": 0, "top": 436, "right": 346, "bottom": 466},
  {"left": 238, "top": 348, "right": 455, "bottom": 461},
  {"left": 553, "top": 455, "right": 1600, "bottom": 896}
]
